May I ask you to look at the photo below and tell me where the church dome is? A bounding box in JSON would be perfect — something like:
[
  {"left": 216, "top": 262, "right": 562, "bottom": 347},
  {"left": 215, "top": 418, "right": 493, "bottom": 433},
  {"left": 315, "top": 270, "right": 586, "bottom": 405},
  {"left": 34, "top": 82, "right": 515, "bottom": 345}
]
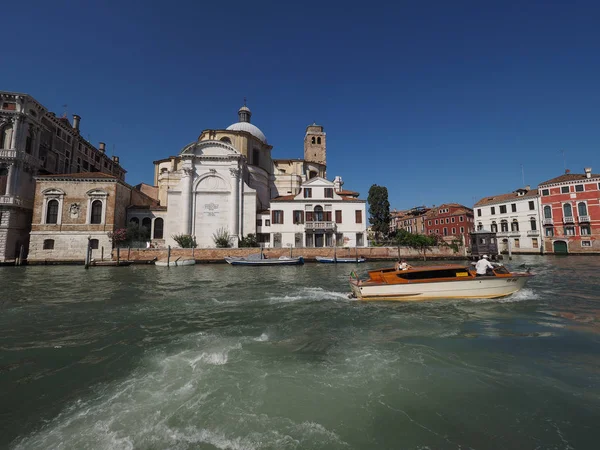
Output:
[{"left": 226, "top": 104, "right": 267, "bottom": 144}]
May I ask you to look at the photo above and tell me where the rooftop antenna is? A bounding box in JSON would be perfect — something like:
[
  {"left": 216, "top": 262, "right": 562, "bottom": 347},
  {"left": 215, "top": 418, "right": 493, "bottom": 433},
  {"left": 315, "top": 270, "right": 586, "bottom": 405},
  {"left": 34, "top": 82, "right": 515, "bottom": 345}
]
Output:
[{"left": 243, "top": 96, "right": 247, "bottom": 106}]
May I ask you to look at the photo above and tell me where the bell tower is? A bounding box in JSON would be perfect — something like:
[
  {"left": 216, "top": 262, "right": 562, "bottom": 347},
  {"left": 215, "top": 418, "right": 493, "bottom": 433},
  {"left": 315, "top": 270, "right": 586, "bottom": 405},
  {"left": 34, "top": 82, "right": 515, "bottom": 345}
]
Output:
[{"left": 304, "top": 123, "right": 326, "bottom": 166}]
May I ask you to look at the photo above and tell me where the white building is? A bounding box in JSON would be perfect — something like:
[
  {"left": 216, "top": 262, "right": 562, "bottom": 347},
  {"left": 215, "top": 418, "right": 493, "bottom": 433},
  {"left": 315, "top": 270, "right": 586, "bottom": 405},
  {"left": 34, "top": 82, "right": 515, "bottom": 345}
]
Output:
[
  {"left": 266, "top": 176, "right": 367, "bottom": 248},
  {"left": 474, "top": 187, "right": 543, "bottom": 254}
]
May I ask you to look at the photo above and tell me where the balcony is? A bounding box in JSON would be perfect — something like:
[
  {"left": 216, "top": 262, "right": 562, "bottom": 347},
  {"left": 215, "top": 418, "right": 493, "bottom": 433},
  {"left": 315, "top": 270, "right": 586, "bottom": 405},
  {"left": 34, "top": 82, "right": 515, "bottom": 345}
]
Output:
[
  {"left": 305, "top": 221, "right": 336, "bottom": 231},
  {"left": 0, "top": 195, "right": 33, "bottom": 209},
  {"left": 579, "top": 215, "right": 590, "bottom": 223},
  {"left": 527, "top": 230, "right": 540, "bottom": 236},
  {"left": 542, "top": 218, "right": 553, "bottom": 226},
  {"left": 563, "top": 216, "right": 574, "bottom": 224},
  {"left": 0, "top": 149, "right": 42, "bottom": 168}
]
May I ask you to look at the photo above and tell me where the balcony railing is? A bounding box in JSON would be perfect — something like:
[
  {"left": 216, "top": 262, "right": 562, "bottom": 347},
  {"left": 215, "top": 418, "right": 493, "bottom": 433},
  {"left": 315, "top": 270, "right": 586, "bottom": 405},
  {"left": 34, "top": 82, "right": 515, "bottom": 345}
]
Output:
[
  {"left": 563, "top": 216, "right": 574, "bottom": 224},
  {"left": 542, "top": 218, "right": 553, "bottom": 225},
  {"left": 305, "top": 221, "right": 336, "bottom": 230},
  {"left": 527, "top": 230, "right": 540, "bottom": 236},
  {"left": 0, "top": 195, "right": 34, "bottom": 209},
  {"left": 0, "top": 149, "right": 42, "bottom": 168},
  {"left": 579, "top": 215, "right": 590, "bottom": 223}
]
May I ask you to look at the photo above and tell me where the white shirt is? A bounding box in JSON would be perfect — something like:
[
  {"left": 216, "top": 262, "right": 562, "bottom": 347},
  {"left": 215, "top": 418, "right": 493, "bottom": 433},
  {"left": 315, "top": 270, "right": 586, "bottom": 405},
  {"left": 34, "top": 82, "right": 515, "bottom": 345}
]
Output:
[{"left": 475, "top": 259, "right": 494, "bottom": 275}]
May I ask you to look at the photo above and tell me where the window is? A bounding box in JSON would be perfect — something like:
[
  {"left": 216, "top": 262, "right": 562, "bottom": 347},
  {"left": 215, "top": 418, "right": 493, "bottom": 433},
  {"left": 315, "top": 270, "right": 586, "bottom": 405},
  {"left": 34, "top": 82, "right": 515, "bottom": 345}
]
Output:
[
  {"left": 578, "top": 202, "right": 587, "bottom": 217},
  {"left": 335, "top": 210, "right": 342, "bottom": 223},
  {"left": 544, "top": 205, "right": 552, "bottom": 219},
  {"left": 564, "top": 226, "right": 575, "bottom": 236},
  {"left": 46, "top": 199, "right": 59, "bottom": 224},
  {"left": 428, "top": 220, "right": 431, "bottom": 225},
  {"left": 272, "top": 210, "right": 284, "bottom": 224},
  {"left": 142, "top": 217, "right": 151, "bottom": 233},
  {"left": 435, "top": 219, "right": 438, "bottom": 225},
  {"left": 304, "top": 188, "right": 312, "bottom": 199},
  {"left": 545, "top": 227, "right": 554, "bottom": 237},
  {"left": 528, "top": 201, "right": 535, "bottom": 210},
  {"left": 452, "top": 227, "right": 456, "bottom": 234},
  {"left": 542, "top": 188, "right": 549, "bottom": 196},
  {"left": 582, "top": 240, "right": 591, "bottom": 247},
  {"left": 355, "top": 210, "right": 362, "bottom": 223},
  {"left": 311, "top": 137, "right": 316, "bottom": 144},
  {"left": 511, "top": 220, "right": 519, "bottom": 232},
  {"left": 295, "top": 233, "right": 303, "bottom": 247},
  {"left": 356, "top": 233, "right": 364, "bottom": 246},
  {"left": 511, "top": 204, "right": 517, "bottom": 213},
  {"left": 130, "top": 217, "right": 139, "bottom": 226},
  {"left": 445, "top": 218, "right": 449, "bottom": 224},
  {"left": 563, "top": 203, "right": 572, "bottom": 217},
  {"left": 451, "top": 217, "right": 455, "bottom": 223},
  {"left": 581, "top": 225, "right": 591, "bottom": 235},
  {"left": 273, "top": 233, "right": 282, "bottom": 248},
  {"left": 313, "top": 206, "right": 324, "bottom": 221},
  {"left": 501, "top": 220, "right": 508, "bottom": 232},
  {"left": 43, "top": 239, "right": 54, "bottom": 250},
  {"left": 336, "top": 233, "right": 343, "bottom": 247},
  {"left": 561, "top": 186, "right": 569, "bottom": 194},
  {"left": 443, "top": 227, "right": 448, "bottom": 236},
  {"left": 530, "top": 218, "right": 537, "bottom": 231},
  {"left": 575, "top": 184, "right": 583, "bottom": 192},
  {"left": 253, "top": 149, "right": 259, "bottom": 166},
  {"left": 477, "top": 209, "right": 481, "bottom": 217},
  {"left": 153, "top": 218, "right": 164, "bottom": 239},
  {"left": 0, "top": 167, "right": 8, "bottom": 195},
  {"left": 514, "top": 238, "right": 520, "bottom": 248},
  {"left": 90, "top": 239, "right": 99, "bottom": 249},
  {"left": 293, "top": 210, "right": 304, "bottom": 224},
  {"left": 532, "top": 238, "right": 538, "bottom": 249},
  {"left": 491, "top": 207, "right": 496, "bottom": 215},
  {"left": 324, "top": 188, "right": 333, "bottom": 198},
  {"left": 265, "top": 219, "right": 271, "bottom": 227},
  {"left": 220, "top": 137, "right": 232, "bottom": 144},
  {"left": 256, "top": 219, "right": 262, "bottom": 227},
  {"left": 459, "top": 216, "right": 464, "bottom": 222},
  {"left": 460, "top": 227, "right": 464, "bottom": 233},
  {"left": 491, "top": 222, "right": 498, "bottom": 233},
  {"left": 317, "top": 137, "right": 321, "bottom": 145},
  {"left": 499, "top": 205, "right": 507, "bottom": 214}
]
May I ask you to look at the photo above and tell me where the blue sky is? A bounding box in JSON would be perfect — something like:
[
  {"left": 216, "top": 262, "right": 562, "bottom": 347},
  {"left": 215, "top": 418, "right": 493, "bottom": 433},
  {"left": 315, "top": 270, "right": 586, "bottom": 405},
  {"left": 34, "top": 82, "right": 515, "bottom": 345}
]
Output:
[{"left": 3, "top": 0, "right": 599, "bottom": 210}]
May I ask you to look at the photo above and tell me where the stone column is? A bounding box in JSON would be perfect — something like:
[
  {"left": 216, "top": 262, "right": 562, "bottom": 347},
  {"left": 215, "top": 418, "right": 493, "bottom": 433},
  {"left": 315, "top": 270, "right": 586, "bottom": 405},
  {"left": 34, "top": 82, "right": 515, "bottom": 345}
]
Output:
[
  {"left": 229, "top": 167, "right": 240, "bottom": 238},
  {"left": 11, "top": 115, "right": 21, "bottom": 150},
  {"left": 180, "top": 165, "right": 194, "bottom": 235},
  {"left": 5, "top": 163, "right": 15, "bottom": 196}
]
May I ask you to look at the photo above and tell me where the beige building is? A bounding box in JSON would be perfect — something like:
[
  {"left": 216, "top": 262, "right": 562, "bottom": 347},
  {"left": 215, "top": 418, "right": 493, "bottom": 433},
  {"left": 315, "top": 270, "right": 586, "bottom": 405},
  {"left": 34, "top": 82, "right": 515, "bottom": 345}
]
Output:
[
  {"left": 28, "top": 173, "right": 156, "bottom": 263},
  {"left": 0, "top": 91, "right": 126, "bottom": 262}
]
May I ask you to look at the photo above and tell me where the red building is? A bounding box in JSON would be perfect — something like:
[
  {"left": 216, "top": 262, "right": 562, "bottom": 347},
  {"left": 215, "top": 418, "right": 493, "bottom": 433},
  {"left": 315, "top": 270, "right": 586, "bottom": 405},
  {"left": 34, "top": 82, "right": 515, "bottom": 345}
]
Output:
[
  {"left": 539, "top": 167, "right": 600, "bottom": 254},
  {"left": 424, "top": 203, "right": 474, "bottom": 244}
]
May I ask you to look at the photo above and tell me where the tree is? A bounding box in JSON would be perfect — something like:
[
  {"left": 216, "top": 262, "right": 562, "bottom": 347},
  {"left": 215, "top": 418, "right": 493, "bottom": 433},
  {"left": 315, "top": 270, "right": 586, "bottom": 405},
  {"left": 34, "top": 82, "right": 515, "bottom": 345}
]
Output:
[
  {"left": 239, "top": 234, "right": 259, "bottom": 247},
  {"left": 394, "top": 230, "right": 439, "bottom": 260},
  {"left": 172, "top": 234, "right": 197, "bottom": 248},
  {"left": 212, "top": 227, "right": 232, "bottom": 248},
  {"left": 368, "top": 184, "right": 391, "bottom": 242}
]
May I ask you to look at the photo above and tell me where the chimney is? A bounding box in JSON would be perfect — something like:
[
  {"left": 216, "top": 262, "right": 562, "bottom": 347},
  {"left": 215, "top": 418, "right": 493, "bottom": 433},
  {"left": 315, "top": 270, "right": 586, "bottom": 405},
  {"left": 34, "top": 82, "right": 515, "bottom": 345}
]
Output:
[
  {"left": 525, "top": 185, "right": 530, "bottom": 190},
  {"left": 112, "top": 155, "right": 120, "bottom": 164},
  {"left": 98, "top": 142, "right": 106, "bottom": 154},
  {"left": 72, "top": 114, "right": 81, "bottom": 132},
  {"left": 565, "top": 169, "right": 570, "bottom": 174},
  {"left": 584, "top": 167, "right": 592, "bottom": 178}
]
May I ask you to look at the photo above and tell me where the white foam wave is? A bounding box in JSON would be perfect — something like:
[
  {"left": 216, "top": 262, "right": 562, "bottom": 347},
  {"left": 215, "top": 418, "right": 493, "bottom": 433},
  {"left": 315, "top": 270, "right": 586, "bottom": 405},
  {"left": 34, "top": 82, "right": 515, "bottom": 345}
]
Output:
[
  {"left": 266, "top": 286, "right": 350, "bottom": 304},
  {"left": 254, "top": 332, "right": 269, "bottom": 342}
]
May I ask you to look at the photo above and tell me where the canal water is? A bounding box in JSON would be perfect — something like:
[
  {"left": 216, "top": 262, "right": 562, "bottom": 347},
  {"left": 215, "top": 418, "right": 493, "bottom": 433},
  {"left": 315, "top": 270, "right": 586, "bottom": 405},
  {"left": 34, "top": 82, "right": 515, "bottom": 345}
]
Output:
[{"left": 1, "top": 256, "right": 599, "bottom": 449}]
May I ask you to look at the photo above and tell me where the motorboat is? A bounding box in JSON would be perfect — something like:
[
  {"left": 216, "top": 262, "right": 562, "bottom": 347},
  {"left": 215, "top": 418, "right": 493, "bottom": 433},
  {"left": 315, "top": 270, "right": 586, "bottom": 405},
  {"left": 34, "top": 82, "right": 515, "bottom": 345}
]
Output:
[
  {"left": 155, "top": 257, "right": 196, "bottom": 267},
  {"left": 349, "top": 264, "right": 532, "bottom": 301},
  {"left": 316, "top": 256, "right": 366, "bottom": 263},
  {"left": 225, "top": 253, "right": 304, "bottom": 266}
]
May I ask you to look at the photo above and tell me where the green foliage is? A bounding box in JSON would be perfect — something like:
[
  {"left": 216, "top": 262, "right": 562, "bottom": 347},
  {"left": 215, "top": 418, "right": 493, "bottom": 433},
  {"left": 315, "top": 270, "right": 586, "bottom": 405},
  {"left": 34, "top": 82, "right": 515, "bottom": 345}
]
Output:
[
  {"left": 126, "top": 223, "right": 150, "bottom": 242},
  {"left": 172, "top": 234, "right": 198, "bottom": 248},
  {"left": 212, "top": 227, "right": 232, "bottom": 248},
  {"left": 367, "top": 185, "right": 391, "bottom": 242},
  {"left": 394, "top": 230, "right": 439, "bottom": 260},
  {"left": 238, "top": 234, "right": 259, "bottom": 248}
]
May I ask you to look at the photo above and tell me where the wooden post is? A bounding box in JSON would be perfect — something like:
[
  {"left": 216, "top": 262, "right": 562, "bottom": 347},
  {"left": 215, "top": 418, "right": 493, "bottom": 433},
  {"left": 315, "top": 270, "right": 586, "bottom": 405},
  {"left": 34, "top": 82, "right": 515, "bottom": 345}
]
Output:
[
  {"left": 101, "top": 246, "right": 104, "bottom": 261},
  {"left": 84, "top": 239, "right": 91, "bottom": 269},
  {"left": 116, "top": 247, "right": 120, "bottom": 265},
  {"left": 192, "top": 246, "right": 195, "bottom": 260},
  {"left": 127, "top": 247, "right": 131, "bottom": 261},
  {"left": 355, "top": 246, "right": 358, "bottom": 263},
  {"left": 167, "top": 245, "right": 171, "bottom": 266}
]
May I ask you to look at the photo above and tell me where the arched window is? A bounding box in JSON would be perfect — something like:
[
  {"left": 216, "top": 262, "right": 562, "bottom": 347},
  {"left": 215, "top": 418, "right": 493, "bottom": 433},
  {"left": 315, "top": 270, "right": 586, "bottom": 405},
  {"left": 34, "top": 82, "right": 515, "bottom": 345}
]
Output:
[
  {"left": 311, "top": 137, "right": 316, "bottom": 144},
  {"left": 544, "top": 205, "right": 552, "bottom": 219},
  {"left": 314, "top": 205, "right": 324, "bottom": 221},
  {"left": 0, "top": 125, "right": 11, "bottom": 149},
  {"left": 25, "top": 129, "right": 33, "bottom": 154},
  {"left": 530, "top": 218, "right": 537, "bottom": 231},
  {"left": 153, "top": 218, "right": 164, "bottom": 239},
  {"left": 491, "top": 222, "right": 498, "bottom": 233},
  {"left": 91, "top": 200, "right": 103, "bottom": 224},
  {"left": 477, "top": 222, "right": 483, "bottom": 231},
  {"left": 43, "top": 239, "right": 54, "bottom": 250},
  {"left": 317, "top": 137, "right": 321, "bottom": 144},
  {"left": 142, "top": 217, "right": 151, "bottom": 231},
  {"left": 578, "top": 202, "right": 587, "bottom": 217},
  {"left": 46, "top": 199, "right": 59, "bottom": 224},
  {"left": 511, "top": 220, "right": 519, "bottom": 232},
  {"left": 130, "top": 217, "right": 139, "bottom": 226},
  {"left": 500, "top": 220, "right": 508, "bottom": 232},
  {"left": 220, "top": 137, "right": 232, "bottom": 144},
  {"left": 563, "top": 203, "right": 572, "bottom": 217}
]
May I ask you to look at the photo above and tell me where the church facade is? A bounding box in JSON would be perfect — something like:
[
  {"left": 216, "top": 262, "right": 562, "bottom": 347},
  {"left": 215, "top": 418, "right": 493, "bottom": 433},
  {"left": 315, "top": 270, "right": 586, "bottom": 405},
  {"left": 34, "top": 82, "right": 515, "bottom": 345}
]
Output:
[{"left": 127, "top": 105, "right": 367, "bottom": 249}]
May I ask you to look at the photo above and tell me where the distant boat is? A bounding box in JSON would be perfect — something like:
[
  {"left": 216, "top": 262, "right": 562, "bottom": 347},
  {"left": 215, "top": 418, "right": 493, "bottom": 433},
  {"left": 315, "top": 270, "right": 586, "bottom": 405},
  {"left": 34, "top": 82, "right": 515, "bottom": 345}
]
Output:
[
  {"left": 155, "top": 257, "right": 196, "bottom": 267},
  {"left": 225, "top": 253, "right": 304, "bottom": 266},
  {"left": 315, "top": 256, "right": 366, "bottom": 263}
]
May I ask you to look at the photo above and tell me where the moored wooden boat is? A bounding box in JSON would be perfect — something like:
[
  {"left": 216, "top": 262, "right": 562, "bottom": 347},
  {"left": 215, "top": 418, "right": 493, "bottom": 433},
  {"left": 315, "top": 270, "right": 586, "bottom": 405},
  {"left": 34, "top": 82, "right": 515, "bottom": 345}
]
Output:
[
  {"left": 315, "top": 256, "right": 366, "bottom": 263},
  {"left": 155, "top": 257, "right": 196, "bottom": 267},
  {"left": 225, "top": 253, "right": 304, "bottom": 266},
  {"left": 349, "top": 264, "right": 532, "bottom": 301}
]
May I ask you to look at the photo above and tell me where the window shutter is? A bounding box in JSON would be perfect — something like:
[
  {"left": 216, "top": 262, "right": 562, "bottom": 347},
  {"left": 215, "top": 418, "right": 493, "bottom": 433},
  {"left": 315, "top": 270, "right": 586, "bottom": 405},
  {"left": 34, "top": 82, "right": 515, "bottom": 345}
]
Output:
[{"left": 335, "top": 210, "right": 342, "bottom": 223}]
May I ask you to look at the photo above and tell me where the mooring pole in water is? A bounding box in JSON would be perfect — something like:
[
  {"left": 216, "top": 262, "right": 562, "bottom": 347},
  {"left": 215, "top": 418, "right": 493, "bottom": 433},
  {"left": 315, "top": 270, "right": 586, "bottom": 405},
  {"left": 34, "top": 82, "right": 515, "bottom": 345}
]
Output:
[
  {"left": 101, "top": 247, "right": 104, "bottom": 262},
  {"left": 167, "top": 245, "right": 171, "bottom": 266},
  {"left": 508, "top": 239, "right": 512, "bottom": 260},
  {"left": 84, "top": 238, "right": 91, "bottom": 269},
  {"left": 116, "top": 247, "right": 120, "bottom": 265}
]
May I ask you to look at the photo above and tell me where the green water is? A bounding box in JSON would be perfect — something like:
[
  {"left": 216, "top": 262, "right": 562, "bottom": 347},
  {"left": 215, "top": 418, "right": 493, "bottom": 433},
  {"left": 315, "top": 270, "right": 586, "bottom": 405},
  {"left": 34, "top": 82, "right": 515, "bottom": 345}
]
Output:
[{"left": 1, "top": 256, "right": 599, "bottom": 449}]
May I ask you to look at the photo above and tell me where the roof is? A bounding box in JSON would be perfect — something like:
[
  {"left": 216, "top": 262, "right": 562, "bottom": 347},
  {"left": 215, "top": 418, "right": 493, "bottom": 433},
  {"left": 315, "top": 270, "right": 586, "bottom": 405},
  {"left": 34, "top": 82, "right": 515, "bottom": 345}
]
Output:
[
  {"left": 226, "top": 122, "right": 267, "bottom": 143},
  {"left": 539, "top": 173, "right": 600, "bottom": 186},
  {"left": 37, "top": 172, "right": 118, "bottom": 180},
  {"left": 474, "top": 189, "right": 539, "bottom": 207}
]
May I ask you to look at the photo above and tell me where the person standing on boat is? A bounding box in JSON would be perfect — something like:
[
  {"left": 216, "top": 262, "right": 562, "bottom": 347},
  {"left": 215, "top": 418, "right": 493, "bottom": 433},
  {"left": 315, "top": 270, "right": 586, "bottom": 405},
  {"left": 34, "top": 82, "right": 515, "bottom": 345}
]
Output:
[
  {"left": 395, "top": 259, "right": 412, "bottom": 271},
  {"left": 475, "top": 255, "right": 494, "bottom": 276}
]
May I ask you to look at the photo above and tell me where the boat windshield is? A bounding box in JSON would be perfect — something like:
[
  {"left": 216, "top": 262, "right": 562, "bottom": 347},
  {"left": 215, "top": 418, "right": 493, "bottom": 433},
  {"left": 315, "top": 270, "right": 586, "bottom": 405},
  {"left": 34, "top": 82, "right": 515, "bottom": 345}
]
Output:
[{"left": 396, "top": 268, "right": 471, "bottom": 280}]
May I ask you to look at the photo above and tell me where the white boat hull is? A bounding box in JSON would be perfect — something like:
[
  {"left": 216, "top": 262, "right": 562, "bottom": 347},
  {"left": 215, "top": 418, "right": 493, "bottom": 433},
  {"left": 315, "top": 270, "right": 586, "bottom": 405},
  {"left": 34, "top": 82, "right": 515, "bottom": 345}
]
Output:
[
  {"left": 350, "top": 275, "right": 530, "bottom": 301},
  {"left": 155, "top": 259, "right": 196, "bottom": 267},
  {"left": 315, "top": 256, "right": 366, "bottom": 263}
]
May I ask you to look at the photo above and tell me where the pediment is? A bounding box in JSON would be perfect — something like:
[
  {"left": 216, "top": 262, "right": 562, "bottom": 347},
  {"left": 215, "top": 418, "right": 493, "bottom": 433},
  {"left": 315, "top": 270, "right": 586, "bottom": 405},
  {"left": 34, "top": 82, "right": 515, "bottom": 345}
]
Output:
[
  {"left": 180, "top": 140, "right": 240, "bottom": 157},
  {"left": 303, "top": 177, "right": 333, "bottom": 187}
]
